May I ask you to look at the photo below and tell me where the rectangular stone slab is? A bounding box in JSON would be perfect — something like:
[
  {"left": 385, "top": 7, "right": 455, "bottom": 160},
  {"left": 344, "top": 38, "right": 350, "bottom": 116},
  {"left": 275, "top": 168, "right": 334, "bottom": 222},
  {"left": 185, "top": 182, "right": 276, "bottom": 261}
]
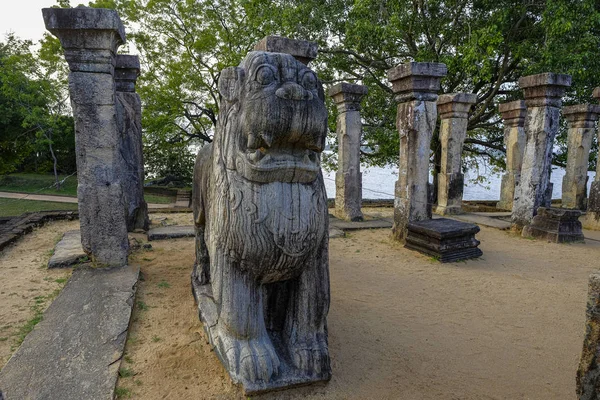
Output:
[
  {"left": 0, "top": 264, "right": 139, "bottom": 400},
  {"left": 147, "top": 225, "right": 195, "bottom": 240},
  {"left": 47, "top": 230, "right": 86, "bottom": 268}
]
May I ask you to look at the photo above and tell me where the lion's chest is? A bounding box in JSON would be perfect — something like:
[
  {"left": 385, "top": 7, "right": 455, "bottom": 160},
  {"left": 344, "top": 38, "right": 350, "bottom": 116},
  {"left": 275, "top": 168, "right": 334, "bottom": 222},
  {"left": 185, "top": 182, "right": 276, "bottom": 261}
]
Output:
[{"left": 207, "top": 175, "right": 327, "bottom": 283}]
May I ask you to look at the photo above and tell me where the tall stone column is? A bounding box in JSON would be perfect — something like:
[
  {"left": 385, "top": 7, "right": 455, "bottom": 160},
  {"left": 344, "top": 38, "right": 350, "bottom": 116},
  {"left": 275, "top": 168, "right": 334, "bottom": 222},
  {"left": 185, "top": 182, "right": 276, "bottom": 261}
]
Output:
[
  {"left": 43, "top": 7, "right": 129, "bottom": 266},
  {"left": 581, "top": 88, "right": 600, "bottom": 230},
  {"left": 115, "top": 55, "right": 150, "bottom": 231},
  {"left": 561, "top": 104, "right": 600, "bottom": 210},
  {"left": 496, "top": 100, "right": 526, "bottom": 211},
  {"left": 511, "top": 72, "right": 571, "bottom": 231},
  {"left": 435, "top": 93, "right": 476, "bottom": 215},
  {"left": 387, "top": 62, "right": 447, "bottom": 240},
  {"left": 328, "top": 83, "right": 368, "bottom": 221}
]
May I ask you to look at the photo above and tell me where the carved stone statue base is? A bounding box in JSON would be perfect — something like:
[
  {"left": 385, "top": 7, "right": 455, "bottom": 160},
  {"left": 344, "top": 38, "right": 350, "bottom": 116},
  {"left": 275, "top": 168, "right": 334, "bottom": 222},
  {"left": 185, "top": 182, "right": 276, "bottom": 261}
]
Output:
[
  {"left": 404, "top": 218, "right": 482, "bottom": 262},
  {"left": 522, "top": 207, "right": 584, "bottom": 243},
  {"left": 192, "top": 281, "right": 331, "bottom": 395}
]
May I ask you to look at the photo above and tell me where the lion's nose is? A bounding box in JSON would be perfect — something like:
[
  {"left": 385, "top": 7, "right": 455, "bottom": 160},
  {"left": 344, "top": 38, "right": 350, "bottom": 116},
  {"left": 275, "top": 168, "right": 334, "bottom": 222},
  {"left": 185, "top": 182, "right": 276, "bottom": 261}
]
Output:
[{"left": 275, "top": 82, "right": 313, "bottom": 101}]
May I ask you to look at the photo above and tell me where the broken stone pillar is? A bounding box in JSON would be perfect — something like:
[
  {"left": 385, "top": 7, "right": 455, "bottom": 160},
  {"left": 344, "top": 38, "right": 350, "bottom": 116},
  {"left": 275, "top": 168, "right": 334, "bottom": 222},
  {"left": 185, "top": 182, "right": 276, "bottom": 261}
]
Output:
[
  {"left": 435, "top": 93, "right": 476, "bottom": 215},
  {"left": 496, "top": 100, "right": 526, "bottom": 211},
  {"left": 522, "top": 207, "right": 584, "bottom": 243},
  {"left": 577, "top": 272, "right": 600, "bottom": 400},
  {"left": 511, "top": 72, "right": 571, "bottom": 231},
  {"left": 387, "top": 62, "right": 447, "bottom": 240},
  {"left": 561, "top": 104, "right": 600, "bottom": 210},
  {"left": 43, "top": 7, "right": 129, "bottom": 266},
  {"left": 581, "top": 88, "right": 600, "bottom": 230},
  {"left": 329, "top": 83, "right": 368, "bottom": 221},
  {"left": 115, "top": 54, "right": 149, "bottom": 231}
]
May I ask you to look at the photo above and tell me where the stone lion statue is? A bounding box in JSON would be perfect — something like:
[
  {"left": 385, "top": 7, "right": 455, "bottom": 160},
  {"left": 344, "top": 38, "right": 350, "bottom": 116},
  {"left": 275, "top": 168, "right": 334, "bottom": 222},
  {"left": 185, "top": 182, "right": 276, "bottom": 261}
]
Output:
[{"left": 192, "top": 50, "right": 331, "bottom": 393}]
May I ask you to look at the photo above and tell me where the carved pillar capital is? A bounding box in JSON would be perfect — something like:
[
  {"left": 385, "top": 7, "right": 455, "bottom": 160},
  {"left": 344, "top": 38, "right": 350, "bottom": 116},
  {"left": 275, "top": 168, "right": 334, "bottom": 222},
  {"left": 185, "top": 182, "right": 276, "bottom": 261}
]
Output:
[
  {"left": 42, "top": 7, "right": 125, "bottom": 75},
  {"left": 437, "top": 93, "right": 476, "bottom": 120},
  {"left": 563, "top": 104, "right": 600, "bottom": 129},
  {"left": 253, "top": 36, "right": 317, "bottom": 65},
  {"left": 115, "top": 55, "right": 140, "bottom": 92},
  {"left": 387, "top": 62, "right": 447, "bottom": 103},
  {"left": 499, "top": 100, "right": 526, "bottom": 127},
  {"left": 328, "top": 82, "right": 368, "bottom": 112},
  {"left": 518, "top": 72, "right": 571, "bottom": 108}
]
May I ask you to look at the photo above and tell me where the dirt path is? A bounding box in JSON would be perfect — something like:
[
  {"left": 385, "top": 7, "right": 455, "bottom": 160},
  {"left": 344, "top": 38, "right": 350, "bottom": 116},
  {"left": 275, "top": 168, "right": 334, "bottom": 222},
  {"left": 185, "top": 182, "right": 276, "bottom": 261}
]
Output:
[
  {"left": 116, "top": 221, "right": 600, "bottom": 400},
  {"left": 0, "top": 220, "right": 77, "bottom": 366}
]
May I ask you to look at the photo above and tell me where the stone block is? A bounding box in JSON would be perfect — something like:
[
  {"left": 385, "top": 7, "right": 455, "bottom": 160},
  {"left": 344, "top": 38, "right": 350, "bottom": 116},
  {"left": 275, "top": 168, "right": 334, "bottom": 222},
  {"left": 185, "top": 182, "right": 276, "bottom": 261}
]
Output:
[
  {"left": 522, "top": 207, "right": 584, "bottom": 243},
  {"left": 519, "top": 72, "right": 572, "bottom": 107},
  {"left": 329, "top": 82, "right": 368, "bottom": 112},
  {"left": 387, "top": 62, "right": 447, "bottom": 101},
  {"left": 437, "top": 93, "right": 477, "bottom": 119},
  {"left": 48, "top": 230, "right": 86, "bottom": 268},
  {"left": 147, "top": 225, "right": 194, "bottom": 240},
  {"left": 115, "top": 54, "right": 140, "bottom": 92},
  {"left": 404, "top": 218, "right": 483, "bottom": 262},
  {"left": 577, "top": 272, "right": 600, "bottom": 399},
  {"left": 498, "top": 100, "right": 526, "bottom": 125},
  {"left": 253, "top": 35, "right": 317, "bottom": 64}
]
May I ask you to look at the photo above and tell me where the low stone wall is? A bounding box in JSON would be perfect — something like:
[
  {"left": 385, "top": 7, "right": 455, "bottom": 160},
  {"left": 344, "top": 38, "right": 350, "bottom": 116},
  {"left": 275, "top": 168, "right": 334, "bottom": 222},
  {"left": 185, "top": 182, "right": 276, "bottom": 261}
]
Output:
[{"left": 0, "top": 211, "right": 79, "bottom": 252}]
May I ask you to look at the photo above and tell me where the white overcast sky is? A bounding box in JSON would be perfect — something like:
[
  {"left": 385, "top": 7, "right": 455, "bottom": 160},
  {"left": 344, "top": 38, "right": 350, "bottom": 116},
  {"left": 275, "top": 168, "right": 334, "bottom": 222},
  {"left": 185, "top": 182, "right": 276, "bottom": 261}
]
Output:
[{"left": 1, "top": 0, "right": 61, "bottom": 43}]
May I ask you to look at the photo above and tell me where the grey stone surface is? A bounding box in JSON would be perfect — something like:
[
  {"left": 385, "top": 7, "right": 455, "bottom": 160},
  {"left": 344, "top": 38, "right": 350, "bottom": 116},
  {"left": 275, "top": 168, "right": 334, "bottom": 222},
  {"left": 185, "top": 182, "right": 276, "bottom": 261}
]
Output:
[
  {"left": 330, "top": 217, "right": 392, "bottom": 231},
  {"left": 47, "top": 230, "right": 86, "bottom": 268},
  {"left": 577, "top": 271, "right": 600, "bottom": 400},
  {"left": 522, "top": 207, "right": 584, "bottom": 243},
  {"left": 450, "top": 213, "right": 511, "bottom": 230},
  {"left": 175, "top": 189, "right": 192, "bottom": 208},
  {"left": 116, "top": 55, "right": 149, "bottom": 231},
  {"left": 253, "top": 36, "right": 318, "bottom": 65},
  {"left": 329, "top": 82, "right": 368, "bottom": 221},
  {"left": 511, "top": 72, "right": 571, "bottom": 231},
  {"left": 404, "top": 218, "right": 483, "bottom": 262},
  {"left": 0, "top": 264, "right": 138, "bottom": 400},
  {"left": 147, "top": 225, "right": 194, "bottom": 240},
  {"left": 43, "top": 7, "right": 129, "bottom": 266},
  {"left": 435, "top": 93, "right": 476, "bottom": 216},
  {"left": 497, "top": 100, "right": 526, "bottom": 211},
  {"left": 192, "top": 49, "right": 331, "bottom": 394},
  {"left": 388, "top": 62, "right": 447, "bottom": 240},
  {"left": 582, "top": 88, "right": 600, "bottom": 230},
  {"left": 562, "top": 104, "right": 600, "bottom": 210}
]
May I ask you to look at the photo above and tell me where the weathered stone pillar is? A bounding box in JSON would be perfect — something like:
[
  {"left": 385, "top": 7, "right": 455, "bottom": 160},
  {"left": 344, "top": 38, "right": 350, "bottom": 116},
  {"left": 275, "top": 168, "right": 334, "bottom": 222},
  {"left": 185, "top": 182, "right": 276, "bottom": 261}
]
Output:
[
  {"left": 387, "top": 62, "right": 447, "bottom": 240},
  {"left": 561, "top": 104, "right": 600, "bottom": 210},
  {"left": 496, "top": 100, "right": 526, "bottom": 211},
  {"left": 43, "top": 7, "right": 129, "bottom": 266},
  {"left": 328, "top": 83, "right": 368, "bottom": 221},
  {"left": 115, "top": 54, "right": 149, "bottom": 231},
  {"left": 435, "top": 93, "right": 476, "bottom": 215},
  {"left": 581, "top": 88, "right": 600, "bottom": 230},
  {"left": 511, "top": 72, "right": 571, "bottom": 231},
  {"left": 577, "top": 272, "right": 600, "bottom": 399}
]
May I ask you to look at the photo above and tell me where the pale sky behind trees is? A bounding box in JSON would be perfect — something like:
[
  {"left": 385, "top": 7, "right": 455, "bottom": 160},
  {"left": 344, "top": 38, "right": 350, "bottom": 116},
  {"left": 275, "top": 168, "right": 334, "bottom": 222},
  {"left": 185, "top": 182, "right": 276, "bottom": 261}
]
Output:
[{"left": 2, "top": 1, "right": 57, "bottom": 43}]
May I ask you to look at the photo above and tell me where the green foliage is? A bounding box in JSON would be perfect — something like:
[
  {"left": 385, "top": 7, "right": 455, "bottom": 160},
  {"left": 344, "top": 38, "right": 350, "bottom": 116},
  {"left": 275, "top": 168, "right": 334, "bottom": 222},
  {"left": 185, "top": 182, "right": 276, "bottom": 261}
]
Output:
[{"left": 105, "top": 0, "right": 600, "bottom": 178}]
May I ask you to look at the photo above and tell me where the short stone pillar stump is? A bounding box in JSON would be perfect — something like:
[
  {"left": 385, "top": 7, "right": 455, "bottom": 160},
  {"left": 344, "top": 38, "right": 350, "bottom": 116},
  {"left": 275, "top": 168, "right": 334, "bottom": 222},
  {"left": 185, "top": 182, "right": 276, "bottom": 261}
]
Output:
[
  {"left": 522, "top": 207, "right": 584, "bottom": 243},
  {"left": 175, "top": 189, "right": 191, "bottom": 208},
  {"left": 404, "top": 218, "right": 483, "bottom": 262}
]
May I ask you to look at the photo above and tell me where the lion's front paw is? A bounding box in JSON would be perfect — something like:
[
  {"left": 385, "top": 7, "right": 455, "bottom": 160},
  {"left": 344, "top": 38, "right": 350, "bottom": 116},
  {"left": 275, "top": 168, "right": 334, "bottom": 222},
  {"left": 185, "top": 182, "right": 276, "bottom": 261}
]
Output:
[
  {"left": 224, "top": 337, "right": 280, "bottom": 383},
  {"left": 290, "top": 336, "right": 330, "bottom": 376}
]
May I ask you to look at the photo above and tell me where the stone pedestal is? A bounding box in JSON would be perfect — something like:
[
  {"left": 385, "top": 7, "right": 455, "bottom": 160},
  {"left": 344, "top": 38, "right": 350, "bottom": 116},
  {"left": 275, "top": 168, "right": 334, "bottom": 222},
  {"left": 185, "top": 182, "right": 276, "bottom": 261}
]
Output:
[
  {"left": 497, "top": 100, "right": 526, "bottom": 210},
  {"left": 577, "top": 272, "right": 600, "bottom": 399},
  {"left": 435, "top": 93, "right": 476, "bottom": 215},
  {"left": 43, "top": 7, "right": 129, "bottom": 266},
  {"left": 511, "top": 73, "right": 571, "bottom": 231},
  {"left": 522, "top": 207, "right": 584, "bottom": 243},
  {"left": 329, "top": 83, "right": 368, "bottom": 221},
  {"left": 115, "top": 55, "right": 149, "bottom": 231},
  {"left": 253, "top": 35, "right": 317, "bottom": 65},
  {"left": 561, "top": 104, "right": 599, "bottom": 210},
  {"left": 387, "top": 62, "right": 447, "bottom": 240},
  {"left": 404, "top": 218, "right": 482, "bottom": 262}
]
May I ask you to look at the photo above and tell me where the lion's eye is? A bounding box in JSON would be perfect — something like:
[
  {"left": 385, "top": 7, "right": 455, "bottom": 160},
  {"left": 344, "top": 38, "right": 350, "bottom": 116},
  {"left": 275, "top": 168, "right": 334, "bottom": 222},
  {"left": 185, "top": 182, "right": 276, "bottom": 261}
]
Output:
[
  {"left": 255, "top": 66, "right": 276, "bottom": 85},
  {"left": 301, "top": 72, "right": 317, "bottom": 91}
]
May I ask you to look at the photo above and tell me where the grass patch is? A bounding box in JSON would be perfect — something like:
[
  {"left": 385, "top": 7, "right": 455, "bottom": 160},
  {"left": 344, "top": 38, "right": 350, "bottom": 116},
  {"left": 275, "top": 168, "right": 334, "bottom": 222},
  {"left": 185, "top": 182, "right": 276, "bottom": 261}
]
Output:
[
  {"left": 54, "top": 278, "right": 67, "bottom": 284},
  {"left": 157, "top": 280, "right": 170, "bottom": 289},
  {"left": 151, "top": 335, "right": 162, "bottom": 342},
  {"left": 119, "top": 367, "right": 136, "bottom": 378},
  {"left": 0, "top": 198, "right": 78, "bottom": 217},
  {"left": 0, "top": 173, "right": 78, "bottom": 197},
  {"left": 144, "top": 194, "right": 175, "bottom": 204},
  {"left": 114, "top": 386, "right": 132, "bottom": 399},
  {"left": 137, "top": 301, "right": 149, "bottom": 311}
]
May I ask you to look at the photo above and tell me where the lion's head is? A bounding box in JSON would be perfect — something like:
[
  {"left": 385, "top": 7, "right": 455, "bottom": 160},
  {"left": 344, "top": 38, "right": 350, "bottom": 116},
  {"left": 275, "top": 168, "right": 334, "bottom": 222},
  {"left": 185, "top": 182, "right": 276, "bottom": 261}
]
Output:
[{"left": 215, "top": 51, "right": 328, "bottom": 184}]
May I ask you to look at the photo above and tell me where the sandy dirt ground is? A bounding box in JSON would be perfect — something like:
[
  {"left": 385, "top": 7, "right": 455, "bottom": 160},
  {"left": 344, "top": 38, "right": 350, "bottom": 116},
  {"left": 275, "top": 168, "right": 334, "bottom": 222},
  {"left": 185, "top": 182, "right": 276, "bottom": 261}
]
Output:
[
  {"left": 112, "top": 212, "right": 600, "bottom": 400},
  {"left": 0, "top": 220, "right": 77, "bottom": 365}
]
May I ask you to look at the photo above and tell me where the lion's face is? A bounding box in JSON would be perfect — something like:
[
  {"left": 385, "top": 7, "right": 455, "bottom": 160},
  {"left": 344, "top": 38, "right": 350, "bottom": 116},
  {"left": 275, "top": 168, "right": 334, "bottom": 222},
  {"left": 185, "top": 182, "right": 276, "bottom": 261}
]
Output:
[{"left": 218, "top": 51, "right": 328, "bottom": 184}]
